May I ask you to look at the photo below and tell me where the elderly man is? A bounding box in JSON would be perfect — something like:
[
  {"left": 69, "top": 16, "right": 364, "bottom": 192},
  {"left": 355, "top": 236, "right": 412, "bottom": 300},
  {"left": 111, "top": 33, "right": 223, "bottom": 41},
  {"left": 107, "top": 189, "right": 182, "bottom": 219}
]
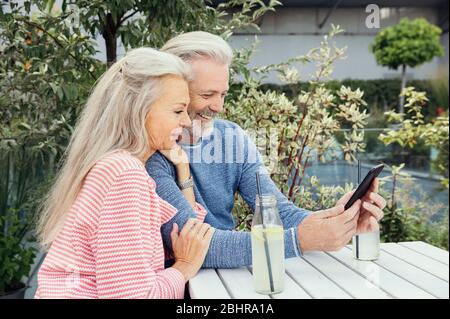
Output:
[{"left": 146, "top": 31, "right": 386, "bottom": 268}]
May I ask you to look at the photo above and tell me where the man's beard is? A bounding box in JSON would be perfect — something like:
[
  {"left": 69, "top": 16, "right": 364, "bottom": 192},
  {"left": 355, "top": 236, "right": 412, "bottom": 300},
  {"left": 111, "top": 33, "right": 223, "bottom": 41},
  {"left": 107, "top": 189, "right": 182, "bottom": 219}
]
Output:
[
  {"left": 183, "top": 109, "right": 216, "bottom": 144},
  {"left": 196, "top": 109, "right": 216, "bottom": 121}
]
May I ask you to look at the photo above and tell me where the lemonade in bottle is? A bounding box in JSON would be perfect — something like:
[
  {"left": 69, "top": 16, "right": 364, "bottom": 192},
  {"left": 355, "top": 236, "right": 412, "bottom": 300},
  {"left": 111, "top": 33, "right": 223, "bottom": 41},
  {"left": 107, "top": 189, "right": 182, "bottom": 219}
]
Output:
[{"left": 251, "top": 195, "right": 285, "bottom": 294}]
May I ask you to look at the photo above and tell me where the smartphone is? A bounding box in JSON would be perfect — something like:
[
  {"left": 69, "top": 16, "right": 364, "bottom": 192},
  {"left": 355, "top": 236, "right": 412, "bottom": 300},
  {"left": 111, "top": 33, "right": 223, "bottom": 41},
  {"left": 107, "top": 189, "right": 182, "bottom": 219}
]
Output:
[{"left": 344, "top": 164, "right": 384, "bottom": 210}]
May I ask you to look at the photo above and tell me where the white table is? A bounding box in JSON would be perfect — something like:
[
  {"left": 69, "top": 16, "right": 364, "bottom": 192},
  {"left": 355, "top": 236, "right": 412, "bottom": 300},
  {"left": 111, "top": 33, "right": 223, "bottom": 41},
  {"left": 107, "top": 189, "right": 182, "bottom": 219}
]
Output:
[{"left": 189, "top": 241, "right": 449, "bottom": 299}]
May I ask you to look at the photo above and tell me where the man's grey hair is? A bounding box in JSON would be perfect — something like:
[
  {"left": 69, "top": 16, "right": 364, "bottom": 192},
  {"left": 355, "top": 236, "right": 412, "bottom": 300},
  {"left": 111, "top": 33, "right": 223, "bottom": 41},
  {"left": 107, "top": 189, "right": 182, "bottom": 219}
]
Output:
[{"left": 161, "top": 31, "right": 233, "bottom": 66}]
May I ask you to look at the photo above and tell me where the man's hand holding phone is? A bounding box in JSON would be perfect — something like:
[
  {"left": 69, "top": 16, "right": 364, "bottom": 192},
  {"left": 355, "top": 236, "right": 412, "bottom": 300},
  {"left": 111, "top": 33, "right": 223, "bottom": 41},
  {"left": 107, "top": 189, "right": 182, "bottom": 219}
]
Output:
[
  {"left": 337, "top": 177, "right": 386, "bottom": 234},
  {"left": 297, "top": 166, "right": 387, "bottom": 253}
]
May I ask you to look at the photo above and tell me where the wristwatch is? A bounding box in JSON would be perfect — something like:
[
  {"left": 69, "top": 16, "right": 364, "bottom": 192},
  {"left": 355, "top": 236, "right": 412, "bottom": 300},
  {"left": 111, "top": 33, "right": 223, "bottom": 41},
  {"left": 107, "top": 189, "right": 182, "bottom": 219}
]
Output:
[{"left": 178, "top": 176, "right": 194, "bottom": 190}]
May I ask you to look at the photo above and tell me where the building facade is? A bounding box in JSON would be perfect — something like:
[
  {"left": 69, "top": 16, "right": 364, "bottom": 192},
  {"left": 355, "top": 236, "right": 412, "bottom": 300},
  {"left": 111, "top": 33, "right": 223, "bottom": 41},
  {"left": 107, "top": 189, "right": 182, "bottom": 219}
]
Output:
[{"left": 226, "top": 0, "right": 449, "bottom": 82}]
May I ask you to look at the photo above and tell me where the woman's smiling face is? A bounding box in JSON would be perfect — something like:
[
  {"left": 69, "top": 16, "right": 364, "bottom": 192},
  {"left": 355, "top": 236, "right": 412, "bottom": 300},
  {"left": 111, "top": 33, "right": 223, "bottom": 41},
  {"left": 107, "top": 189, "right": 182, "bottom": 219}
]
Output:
[{"left": 145, "top": 74, "right": 191, "bottom": 153}]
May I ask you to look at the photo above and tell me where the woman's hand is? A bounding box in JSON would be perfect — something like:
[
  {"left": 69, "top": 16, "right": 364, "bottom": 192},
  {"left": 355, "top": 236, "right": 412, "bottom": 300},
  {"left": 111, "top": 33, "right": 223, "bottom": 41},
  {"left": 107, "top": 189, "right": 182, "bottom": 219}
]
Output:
[
  {"left": 160, "top": 144, "right": 189, "bottom": 166},
  {"left": 161, "top": 144, "right": 197, "bottom": 207},
  {"left": 171, "top": 218, "right": 215, "bottom": 281}
]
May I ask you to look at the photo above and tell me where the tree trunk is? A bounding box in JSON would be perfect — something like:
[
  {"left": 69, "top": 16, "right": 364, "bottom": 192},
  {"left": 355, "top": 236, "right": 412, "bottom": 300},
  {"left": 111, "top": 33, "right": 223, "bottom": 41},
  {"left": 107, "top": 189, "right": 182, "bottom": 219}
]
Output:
[
  {"left": 399, "top": 64, "right": 407, "bottom": 114},
  {"left": 102, "top": 13, "right": 118, "bottom": 68}
]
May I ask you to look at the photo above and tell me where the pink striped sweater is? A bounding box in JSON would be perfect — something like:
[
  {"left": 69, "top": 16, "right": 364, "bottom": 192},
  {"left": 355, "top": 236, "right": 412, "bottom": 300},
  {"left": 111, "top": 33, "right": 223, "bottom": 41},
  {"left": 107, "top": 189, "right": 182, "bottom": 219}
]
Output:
[{"left": 34, "top": 150, "right": 207, "bottom": 299}]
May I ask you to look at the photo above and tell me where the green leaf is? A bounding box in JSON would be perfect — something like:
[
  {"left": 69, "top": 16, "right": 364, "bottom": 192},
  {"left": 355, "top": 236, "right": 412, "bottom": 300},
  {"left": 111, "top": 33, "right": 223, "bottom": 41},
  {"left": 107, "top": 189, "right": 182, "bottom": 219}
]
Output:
[
  {"left": 18, "top": 122, "right": 31, "bottom": 130},
  {"left": 46, "top": 0, "right": 56, "bottom": 13}
]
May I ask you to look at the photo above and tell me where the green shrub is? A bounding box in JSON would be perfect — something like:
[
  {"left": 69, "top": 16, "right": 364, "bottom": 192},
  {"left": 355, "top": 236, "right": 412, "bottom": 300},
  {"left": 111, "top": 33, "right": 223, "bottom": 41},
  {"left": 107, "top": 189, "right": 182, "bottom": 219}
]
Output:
[
  {"left": 379, "top": 164, "right": 448, "bottom": 250},
  {"left": 0, "top": 210, "right": 37, "bottom": 296},
  {"left": 260, "top": 79, "right": 447, "bottom": 120}
]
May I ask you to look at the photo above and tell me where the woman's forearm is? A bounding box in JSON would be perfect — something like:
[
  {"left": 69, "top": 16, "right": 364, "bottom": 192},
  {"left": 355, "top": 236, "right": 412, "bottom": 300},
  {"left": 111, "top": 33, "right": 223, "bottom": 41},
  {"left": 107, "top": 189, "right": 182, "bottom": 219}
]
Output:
[{"left": 175, "top": 163, "right": 196, "bottom": 209}]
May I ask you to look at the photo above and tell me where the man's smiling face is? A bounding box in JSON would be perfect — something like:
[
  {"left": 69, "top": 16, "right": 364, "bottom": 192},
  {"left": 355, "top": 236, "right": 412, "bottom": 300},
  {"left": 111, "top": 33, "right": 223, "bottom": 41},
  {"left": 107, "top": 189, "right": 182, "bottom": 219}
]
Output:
[{"left": 184, "top": 57, "right": 229, "bottom": 141}]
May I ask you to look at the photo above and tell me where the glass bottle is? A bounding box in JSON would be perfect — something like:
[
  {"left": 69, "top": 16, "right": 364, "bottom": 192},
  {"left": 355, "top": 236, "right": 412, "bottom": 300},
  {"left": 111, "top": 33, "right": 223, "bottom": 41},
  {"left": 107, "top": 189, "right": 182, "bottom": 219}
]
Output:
[
  {"left": 352, "top": 160, "right": 380, "bottom": 260},
  {"left": 251, "top": 195, "right": 285, "bottom": 294}
]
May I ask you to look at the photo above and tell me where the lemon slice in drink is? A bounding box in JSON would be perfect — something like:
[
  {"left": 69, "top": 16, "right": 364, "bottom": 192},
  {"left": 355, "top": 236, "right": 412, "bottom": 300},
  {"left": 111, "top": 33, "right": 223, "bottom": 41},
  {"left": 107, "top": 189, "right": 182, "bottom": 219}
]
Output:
[{"left": 251, "top": 226, "right": 283, "bottom": 242}]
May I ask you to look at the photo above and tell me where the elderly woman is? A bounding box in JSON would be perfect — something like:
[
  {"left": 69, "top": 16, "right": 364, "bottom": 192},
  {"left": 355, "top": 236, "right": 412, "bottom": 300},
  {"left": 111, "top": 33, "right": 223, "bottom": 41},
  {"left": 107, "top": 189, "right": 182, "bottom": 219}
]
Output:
[{"left": 34, "top": 48, "right": 213, "bottom": 299}]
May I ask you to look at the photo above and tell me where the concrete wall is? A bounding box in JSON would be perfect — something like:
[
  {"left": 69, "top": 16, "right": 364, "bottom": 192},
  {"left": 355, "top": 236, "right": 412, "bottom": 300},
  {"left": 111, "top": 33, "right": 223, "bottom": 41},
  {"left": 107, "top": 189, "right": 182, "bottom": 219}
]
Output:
[{"left": 229, "top": 7, "right": 448, "bottom": 82}]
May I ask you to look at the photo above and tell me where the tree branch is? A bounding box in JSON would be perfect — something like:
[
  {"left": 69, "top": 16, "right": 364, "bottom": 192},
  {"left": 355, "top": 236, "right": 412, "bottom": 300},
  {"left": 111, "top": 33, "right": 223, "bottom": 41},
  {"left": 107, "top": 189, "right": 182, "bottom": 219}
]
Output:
[
  {"left": 118, "top": 9, "right": 139, "bottom": 26},
  {"left": 288, "top": 134, "right": 309, "bottom": 200}
]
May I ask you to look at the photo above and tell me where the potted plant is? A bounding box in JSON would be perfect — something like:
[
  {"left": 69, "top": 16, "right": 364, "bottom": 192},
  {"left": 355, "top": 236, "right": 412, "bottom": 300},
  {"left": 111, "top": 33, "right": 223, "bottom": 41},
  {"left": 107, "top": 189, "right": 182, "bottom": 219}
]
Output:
[{"left": 0, "top": 209, "right": 37, "bottom": 299}]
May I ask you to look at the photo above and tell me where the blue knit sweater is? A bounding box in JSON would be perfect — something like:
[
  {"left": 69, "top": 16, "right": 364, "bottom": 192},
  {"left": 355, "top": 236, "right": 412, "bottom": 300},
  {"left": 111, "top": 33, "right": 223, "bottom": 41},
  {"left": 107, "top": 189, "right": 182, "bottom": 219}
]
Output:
[{"left": 145, "top": 119, "right": 310, "bottom": 268}]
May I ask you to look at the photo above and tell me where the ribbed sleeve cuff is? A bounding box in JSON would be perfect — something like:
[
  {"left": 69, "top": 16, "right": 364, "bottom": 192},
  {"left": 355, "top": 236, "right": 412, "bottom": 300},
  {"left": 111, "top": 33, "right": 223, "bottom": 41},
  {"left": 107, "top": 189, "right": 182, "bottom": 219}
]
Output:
[
  {"left": 293, "top": 210, "right": 311, "bottom": 256},
  {"left": 283, "top": 210, "right": 311, "bottom": 258},
  {"left": 194, "top": 202, "right": 208, "bottom": 222},
  {"left": 157, "top": 268, "right": 186, "bottom": 299},
  {"left": 284, "top": 227, "right": 300, "bottom": 258}
]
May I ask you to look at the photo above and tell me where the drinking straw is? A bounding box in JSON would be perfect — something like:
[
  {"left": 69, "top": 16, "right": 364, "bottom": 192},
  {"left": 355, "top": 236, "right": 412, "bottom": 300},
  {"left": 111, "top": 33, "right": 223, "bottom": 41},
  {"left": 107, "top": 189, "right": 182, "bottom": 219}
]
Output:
[
  {"left": 255, "top": 172, "right": 275, "bottom": 293},
  {"left": 355, "top": 160, "right": 361, "bottom": 259}
]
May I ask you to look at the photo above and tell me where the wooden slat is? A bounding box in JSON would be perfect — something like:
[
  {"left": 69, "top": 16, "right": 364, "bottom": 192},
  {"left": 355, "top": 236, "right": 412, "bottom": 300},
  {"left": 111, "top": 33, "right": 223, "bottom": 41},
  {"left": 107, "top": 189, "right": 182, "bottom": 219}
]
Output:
[
  {"left": 301, "top": 251, "right": 392, "bottom": 298},
  {"left": 270, "top": 272, "right": 312, "bottom": 299},
  {"left": 285, "top": 257, "right": 352, "bottom": 299},
  {"left": 329, "top": 248, "right": 435, "bottom": 299},
  {"left": 399, "top": 242, "right": 449, "bottom": 265},
  {"left": 189, "top": 269, "right": 231, "bottom": 299},
  {"left": 358, "top": 246, "right": 449, "bottom": 299},
  {"left": 217, "top": 268, "right": 270, "bottom": 299},
  {"left": 381, "top": 243, "right": 449, "bottom": 282},
  {"left": 247, "top": 265, "right": 312, "bottom": 299}
]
